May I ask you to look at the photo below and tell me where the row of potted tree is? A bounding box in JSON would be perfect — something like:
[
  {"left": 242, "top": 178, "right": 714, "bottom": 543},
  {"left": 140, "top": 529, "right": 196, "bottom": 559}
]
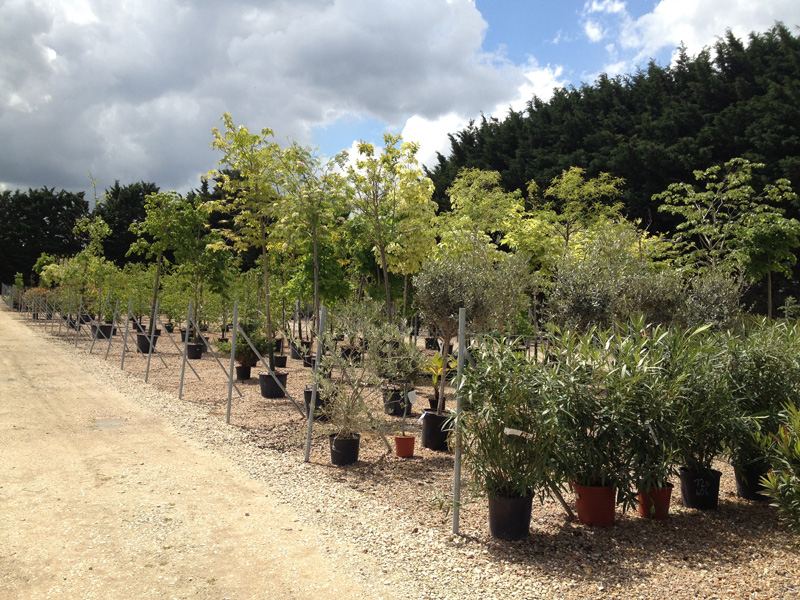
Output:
[{"left": 454, "top": 316, "right": 800, "bottom": 539}]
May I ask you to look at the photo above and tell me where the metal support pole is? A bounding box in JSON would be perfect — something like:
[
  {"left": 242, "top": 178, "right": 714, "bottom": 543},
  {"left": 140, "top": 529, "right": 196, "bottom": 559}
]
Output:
[
  {"left": 304, "top": 305, "right": 327, "bottom": 462},
  {"left": 120, "top": 300, "right": 133, "bottom": 370},
  {"left": 144, "top": 300, "right": 159, "bottom": 383},
  {"left": 105, "top": 300, "right": 120, "bottom": 360},
  {"left": 226, "top": 302, "right": 239, "bottom": 424},
  {"left": 178, "top": 300, "right": 192, "bottom": 398},
  {"left": 452, "top": 307, "right": 466, "bottom": 535}
]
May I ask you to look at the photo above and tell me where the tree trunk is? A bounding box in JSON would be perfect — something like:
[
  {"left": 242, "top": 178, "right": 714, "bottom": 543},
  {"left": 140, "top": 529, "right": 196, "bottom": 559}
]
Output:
[
  {"left": 437, "top": 330, "right": 454, "bottom": 414},
  {"left": 312, "top": 227, "right": 320, "bottom": 339},
  {"left": 149, "top": 251, "right": 163, "bottom": 336},
  {"left": 260, "top": 221, "right": 274, "bottom": 370},
  {"left": 402, "top": 274, "right": 408, "bottom": 322},
  {"left": 379, "top": 247, "right": 392, "bottom": 323},
  {"left": 767, "top": 271, "right": 773, "bottom": 320}
]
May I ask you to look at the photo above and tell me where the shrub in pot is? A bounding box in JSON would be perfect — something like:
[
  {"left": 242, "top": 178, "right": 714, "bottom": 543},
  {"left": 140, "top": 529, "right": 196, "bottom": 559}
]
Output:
[
  {"left": 724, "top": 319, "right": 800, "bottom": 501},
  {"left": 455, "top": 337, "right": 560, "bottom": 540},
  {"left": 547, "top": 324, "right": 644, "bottom": 526},
  {"left": 671, "top": 326, "right": 736, "bottom": 510},
  {"left": 217, "top": 323, "right": 277, "bottom": 381},
  {"left": 757, "top": 402, "right": 800, "bottom": 532}
]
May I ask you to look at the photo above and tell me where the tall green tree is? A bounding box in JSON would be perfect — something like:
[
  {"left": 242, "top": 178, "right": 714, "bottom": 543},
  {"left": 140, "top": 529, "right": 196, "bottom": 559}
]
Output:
[
  {"left": 346, "top": 133, "right": 436, "bottom": 322},
  {"left": 656, "top": 157, "right": 799, "bottom": 316},
  {"left": 208, "top": 113, "right": 283, "bottom": 367},
  {"left": 94, "top": 181, "right": 159, "bottom": 265}
]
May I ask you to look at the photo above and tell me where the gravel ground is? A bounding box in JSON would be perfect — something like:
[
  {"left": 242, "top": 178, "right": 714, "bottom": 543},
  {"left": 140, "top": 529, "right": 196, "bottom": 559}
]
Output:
[{"left": 15, "top": 313, "right": 800, "bottom": 599}]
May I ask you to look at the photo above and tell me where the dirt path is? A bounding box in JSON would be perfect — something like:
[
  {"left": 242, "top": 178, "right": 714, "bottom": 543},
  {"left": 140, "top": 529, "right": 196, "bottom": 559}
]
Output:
[{"left": 0, "top": 308, "right": 368, "bottom": 600}]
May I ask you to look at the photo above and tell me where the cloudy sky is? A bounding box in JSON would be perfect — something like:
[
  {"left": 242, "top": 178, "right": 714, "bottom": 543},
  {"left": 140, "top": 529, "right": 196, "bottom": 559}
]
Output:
[{"left": 2, "top": 0, "right": 799, "bottom": 197}]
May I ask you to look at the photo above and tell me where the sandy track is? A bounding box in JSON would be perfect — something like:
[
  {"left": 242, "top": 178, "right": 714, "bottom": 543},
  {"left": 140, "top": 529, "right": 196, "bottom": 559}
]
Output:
[{"left": 0, "top": 307, "right": 367, "bottom": 600}]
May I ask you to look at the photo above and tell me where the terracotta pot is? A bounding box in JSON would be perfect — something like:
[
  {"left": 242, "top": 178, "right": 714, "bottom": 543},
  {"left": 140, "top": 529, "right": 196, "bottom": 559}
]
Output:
[
  {"left": 574, "top": 482, "right": 615, "bottom": 527},
  {"left": 637, "top": 483, "right": 674, "bottom": 520},
  {"left": 394, "top": 435, "right": 415, "bottom": 458}
]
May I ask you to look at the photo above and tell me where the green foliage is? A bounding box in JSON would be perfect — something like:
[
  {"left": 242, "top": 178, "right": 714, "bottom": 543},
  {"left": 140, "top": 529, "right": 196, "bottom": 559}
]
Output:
[
  {"left": 456, "top": 337, "right": 559, "bottom": 499},
  {"left": 217, "top": 323, "right": 274, "bottom": 367},
  {"left": 725, "top": 319, "right": 800, "bottom": 468},
  {"left": 426, "top": 25, "right": 800, "bottom": 233},
  {"left": 346, "top": 133, "right": 437, "bottom": 322},
  {"left": 656, "top": 157, "right": 799, "bottom": 279},
  {"left": 758, "top": 402, "right": 800, "bottom": 532}
]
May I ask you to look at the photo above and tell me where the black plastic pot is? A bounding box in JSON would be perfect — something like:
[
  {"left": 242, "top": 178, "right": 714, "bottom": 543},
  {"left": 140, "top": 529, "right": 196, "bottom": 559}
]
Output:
[
  {"left": 273, "top": 355, "right": 287, "bottom": 368},
  {"left": 424, "top": 337, "right": 439, "bottom": 350},
  {"left": 290, "top": 339, "right": 312, "bottom": 359},
  {"left": 259, "top": 372, "right": 288, "bottom": 398},
  {"left": 186, "top": 343, "right": 204, "bottom": 360},
  {"left": 421, "top": 410, "right": 450, "bottom": 452},
  {"left": 91, "top": 324, "right": 115, "bottom": 339},
  {"left": 733, "top": 462, "right": 771, "bottom": 502},
  {"left": 329, "top": 433, "right": 360, "bottom": 466},
  {"left": 488, "top": 495, "right": 533, "bottom": 541},
  {"left": 235, "top": 365, "right": 252, "bottom": 381},
  {"left": 383, "top": 387, "right": 410, "bottom": 417},
  {"left": 304, "top": 387, "right": 328, "bottom": 421},
  {"left": 679, "top": 467, "right": 722, "bottom": 510},
  {"left": 136, "top": 332, "right": 161, "bottom": 354}
]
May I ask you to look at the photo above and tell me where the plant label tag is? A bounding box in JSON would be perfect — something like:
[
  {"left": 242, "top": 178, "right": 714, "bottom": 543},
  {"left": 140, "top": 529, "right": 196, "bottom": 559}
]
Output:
[{"left": 407, "top": 390, "right": 417, "bottom": 405}]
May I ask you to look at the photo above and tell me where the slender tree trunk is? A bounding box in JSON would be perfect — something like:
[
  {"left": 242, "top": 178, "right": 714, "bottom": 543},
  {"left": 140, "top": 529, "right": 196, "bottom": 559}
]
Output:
[
  {"left": 402, "top": 274, "right": 408, "bottom": 322},
  {"left": 149, "top": 251, "right": 163, "bottom": 336},
  {"left": 260, "top": 221, "right": 274, "bottom": 370},
  {"left": 312, "top": 227, "right": 320, "bottom": 339},
  {"left": 767, "top": 271, "right": 773, "bottom": 320},
  {"left": 379, "top": 248, "right": 392, "bottom": 323}
]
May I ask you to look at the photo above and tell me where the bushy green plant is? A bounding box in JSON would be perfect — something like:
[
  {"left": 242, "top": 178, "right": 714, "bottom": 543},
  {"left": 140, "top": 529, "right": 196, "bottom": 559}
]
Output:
[
  {"left": 758, "top": 402, "right": 800, "bottom": 532},
  {"left": 725, "top": 319, "right": 800, "bottom": 469},
  {"left": 217, "top": 323, "right": 274, "bottom": 367},
  {"left": 456, "top": 337, "right": 559, "bottom": 500}
]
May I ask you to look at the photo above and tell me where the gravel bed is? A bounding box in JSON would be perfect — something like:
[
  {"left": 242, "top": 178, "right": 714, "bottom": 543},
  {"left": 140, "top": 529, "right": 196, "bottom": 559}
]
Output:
[{"left": 21, "top": 317, "right": 800, "bottom": 599}]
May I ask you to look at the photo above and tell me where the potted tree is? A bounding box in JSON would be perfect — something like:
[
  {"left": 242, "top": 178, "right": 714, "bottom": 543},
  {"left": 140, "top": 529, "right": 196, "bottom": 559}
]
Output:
[
  {"left": 455, "top": 336, "right": 559, "bottom": 540},
  {"left": 548, "top": 324, "right": 644, "bottom": 526},
  {"left": 413, "top": 252, "right": 493, "bottom": 451},
  {"left": 217, "top": 323, "right": 274, "bottom": 381},
  {"left": 725, "top": 319, "right": 800, "bottom": 501},
  {"left": 672, "top": 328, "right": 736, "bottom": 510}
]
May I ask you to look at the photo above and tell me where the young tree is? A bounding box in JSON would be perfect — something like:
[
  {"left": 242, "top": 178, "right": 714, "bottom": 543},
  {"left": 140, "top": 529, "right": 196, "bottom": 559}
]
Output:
[
  {"left": 274, "top": 142, "right": 347, "bottom": 335},
  {"left": 208, "top": 113, "right": 283, "bottom": 367},
  {"left": 128, "top": 191, "right": 191, "bottom": 335},
  {"left": 656, "top": 157, "right": 799, "bottom": 316},
  {"left": 346, "top": 134, "right": 436, "bottom": 323}
]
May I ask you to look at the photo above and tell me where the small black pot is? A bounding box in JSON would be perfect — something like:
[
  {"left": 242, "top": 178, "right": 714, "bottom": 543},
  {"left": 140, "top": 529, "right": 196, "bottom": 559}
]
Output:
[
  {"left": 164, "top": 323, "right": 175, "bottom": 333},
  {"left": 259, "top": 372, "right": 288, "bottom": 398},
  {"left": 488, "top": 495, "right": 534, "bottom": 541},
  {"left": 383, "top": 387, "right": 410, "bottom": 417},
  {"left": 424, "top": 337, "right": 439, "bottom": 350},
  {"left": 273, "top": 355, "right": 288, "bottom": 368},
  {"left": 186, "top": 343, "right": 204, "bottom": 360},
  {"left": 304, "top": 387, "right": 328, "bottom": 421},
  {"left": 136, "top": 332, "right": 161, "bottom": 354},
  {"left": 329, "top": 433, "right": 360, "bottom": 466},
  {"left": 679, "top": 467, "right": 722, "bottom": 510},
  {"left": 235, "top": 365, "right": 252, "bottom": 381},
  {"left": 733, "top": 462, "right": 771, "bottom": 502},
  {"left": 421, "top": 410, "right": 450, "bottom": 452}
]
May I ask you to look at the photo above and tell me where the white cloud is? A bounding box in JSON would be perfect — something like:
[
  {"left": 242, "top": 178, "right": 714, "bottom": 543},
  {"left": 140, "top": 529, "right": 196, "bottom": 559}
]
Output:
[
  {"left": 586, "top": 0, "right": 626, "bottom": 15},
  {"left": 0, "top": 0, "right": 526, "bottom": 192},
  {"left": 584, "top": 19, "right": 605, "bottom": 42},
  {"left": 624, "top": 0, "right": 800, "bottom": 62}
]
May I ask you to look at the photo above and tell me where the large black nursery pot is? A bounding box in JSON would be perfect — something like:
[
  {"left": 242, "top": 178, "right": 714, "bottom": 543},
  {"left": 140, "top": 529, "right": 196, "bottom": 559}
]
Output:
[
  {"left": 91, "top": 323, "right": 115, "bottom": 339},
  {"left": 733, "top": 462, "right": 771, "bottom": 502},
  {"left": 186, "top": 342, "right": 204, "bottom": 360},
  {"left": 235, "top": 364, "right": 252, "bottom": 381},
  {"left": 259, "top": 371, "right": 288, "bottom": 398},
  {"left": 383, "top": 387, "right": 410, "bottom": 417},
  {"left": 421, "top": 410, "right": 450, "bottom": 451},
  {"left": 304, "top": 386, "right": 328, "bottom": 421},
  {"left": 679, "top": 467, "right": 722, "bottom": 510},
  {"left": 329, "top": 433, "right": 360, "bottom": 466},
  {"left": 488, "top": 495, "right": 534, "bottom": 541},
  {"left": 136, "top": 331, "right": 161, "bottom": 354}
]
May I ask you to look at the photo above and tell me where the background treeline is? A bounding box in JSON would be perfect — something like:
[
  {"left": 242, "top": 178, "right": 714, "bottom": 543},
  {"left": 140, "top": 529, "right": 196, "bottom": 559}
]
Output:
[{"left": 426, "top": 24, "right": 800, "bottom": 231}]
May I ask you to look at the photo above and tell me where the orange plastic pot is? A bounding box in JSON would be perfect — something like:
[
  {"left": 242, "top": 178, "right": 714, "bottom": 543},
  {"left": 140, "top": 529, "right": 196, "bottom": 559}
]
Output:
[
  {"left": 574, "top": 482, "right": 615, "bottom": 527},
  {"left": 394, "top": 435, "right": 415, "bottom": 458},
  {"left": 636, "top": 483, "right": 673, "bottom": 520}
]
